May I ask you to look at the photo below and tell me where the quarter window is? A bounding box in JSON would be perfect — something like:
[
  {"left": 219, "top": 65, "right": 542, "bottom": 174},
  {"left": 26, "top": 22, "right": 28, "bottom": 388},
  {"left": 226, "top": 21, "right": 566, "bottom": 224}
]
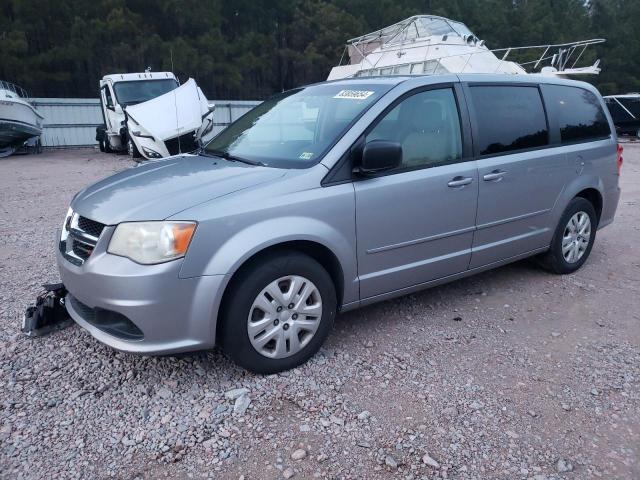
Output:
[
  {"left": 366, "top": 88, "right": 463, "bottom": 169},
  {"left": 544, "top": 85, "right": 611, "bottom": 143},
  {"left": 469, "top": 86, "right": 548, "bottom": 155}
]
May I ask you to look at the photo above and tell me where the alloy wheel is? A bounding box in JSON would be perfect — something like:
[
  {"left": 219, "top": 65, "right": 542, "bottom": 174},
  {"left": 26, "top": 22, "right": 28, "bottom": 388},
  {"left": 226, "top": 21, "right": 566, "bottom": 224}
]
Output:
[{"left": 562, "top": 211, "right": 591, "bottom": 263}]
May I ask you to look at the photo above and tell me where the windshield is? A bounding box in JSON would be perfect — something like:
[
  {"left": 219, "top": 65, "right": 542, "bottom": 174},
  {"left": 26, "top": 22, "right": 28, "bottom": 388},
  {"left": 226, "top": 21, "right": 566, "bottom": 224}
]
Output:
[
  {"left": 205, "top": 83, "right": 391, "bottom": 168},
  {"left": 113, "top": 79, "right": 179, "bottom": 106}
]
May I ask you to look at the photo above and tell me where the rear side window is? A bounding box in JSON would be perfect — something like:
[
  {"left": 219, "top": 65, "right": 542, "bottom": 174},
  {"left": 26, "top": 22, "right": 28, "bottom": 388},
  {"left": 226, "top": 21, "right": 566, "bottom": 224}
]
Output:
[
  {"left": 544, "top": 85, "right": 611, "bottom": 143},
  {"left": 469, "top": 86, "right": 548, "bottom": 156}
]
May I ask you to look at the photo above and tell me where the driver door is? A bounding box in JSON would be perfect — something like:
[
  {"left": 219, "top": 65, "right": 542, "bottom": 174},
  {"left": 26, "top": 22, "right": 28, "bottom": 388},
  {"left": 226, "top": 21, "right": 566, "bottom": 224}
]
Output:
[
  {"left": 354, "top": 86, "right": 478, "bottom": 299},
  {"left": 100, "top": 84, "right": 117, "bottom": 132}
]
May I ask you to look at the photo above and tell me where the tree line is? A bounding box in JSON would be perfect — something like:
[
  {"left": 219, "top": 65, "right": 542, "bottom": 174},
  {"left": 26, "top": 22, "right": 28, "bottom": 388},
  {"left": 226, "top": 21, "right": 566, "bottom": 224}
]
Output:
[{"left": 1, "top": 0, "right": 638, "bottom": 100}]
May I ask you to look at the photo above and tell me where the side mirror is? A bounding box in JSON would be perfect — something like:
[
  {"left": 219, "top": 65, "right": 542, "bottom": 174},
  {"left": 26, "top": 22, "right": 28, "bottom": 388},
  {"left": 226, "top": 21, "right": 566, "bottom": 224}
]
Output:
[{"left": 356, "top": 140, "right": 402, "bottom": 175}]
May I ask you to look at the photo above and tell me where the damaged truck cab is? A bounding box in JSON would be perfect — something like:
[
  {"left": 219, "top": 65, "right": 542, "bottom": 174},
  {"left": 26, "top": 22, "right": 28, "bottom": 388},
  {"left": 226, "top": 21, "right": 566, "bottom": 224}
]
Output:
[{"left": 96, "top": 72, "right": 214, "bottom": 160}]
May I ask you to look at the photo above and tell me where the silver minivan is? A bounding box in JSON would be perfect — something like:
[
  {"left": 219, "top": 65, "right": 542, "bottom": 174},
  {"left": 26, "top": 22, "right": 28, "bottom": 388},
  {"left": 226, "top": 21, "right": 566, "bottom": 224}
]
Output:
[{"left": 57, "top": 74, "right": 622, "bottom": 373}]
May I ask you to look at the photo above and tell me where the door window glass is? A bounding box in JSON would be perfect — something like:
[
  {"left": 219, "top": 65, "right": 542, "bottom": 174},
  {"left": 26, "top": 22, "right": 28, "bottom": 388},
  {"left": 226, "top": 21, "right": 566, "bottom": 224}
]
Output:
[
  {"left": 366, "top": 88, "right": 463, "bottom": 169},
  {"left": 469, "top": 86, "right": 548, "bottom": 155},
  {"left": 103, "top": 87, "right": 114, "bottom": 109},
  {"left": 544, "top": 85, "right": 611, "bottom": 143}
]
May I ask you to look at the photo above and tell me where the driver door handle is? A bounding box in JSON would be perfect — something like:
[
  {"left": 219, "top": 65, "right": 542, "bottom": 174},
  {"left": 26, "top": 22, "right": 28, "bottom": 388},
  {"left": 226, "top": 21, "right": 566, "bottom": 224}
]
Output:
[
  {"left": 483, "top": 170, "right": 507, "bottom": 182},
  {"left": 447, "top": 176, "right": 473, "bottom": 188}
]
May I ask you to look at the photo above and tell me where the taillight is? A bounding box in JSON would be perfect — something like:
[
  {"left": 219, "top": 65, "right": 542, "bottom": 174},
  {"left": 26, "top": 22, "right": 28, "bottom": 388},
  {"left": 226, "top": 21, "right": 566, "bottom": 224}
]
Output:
[{"left": 617, "top": 143, "right": 623, "bottom": 175}]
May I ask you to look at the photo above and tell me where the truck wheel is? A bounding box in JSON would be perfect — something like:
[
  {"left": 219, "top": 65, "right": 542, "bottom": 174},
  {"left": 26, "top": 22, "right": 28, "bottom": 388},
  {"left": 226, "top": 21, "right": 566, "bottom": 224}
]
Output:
[
  {"left": 127, "top": 135, "right": 142, "bottom": 159},
  {"left": 103, "top": 137, "right": 113, "bottom": 153},
  {"left": 98, "top": 139, "right": 106, "bottom": 152},
  {"left": 219, "top": 251, "right": 337, "bottom": 374},
  {"left": 536, "top": 197, "right": 597, "bottom": 274}
]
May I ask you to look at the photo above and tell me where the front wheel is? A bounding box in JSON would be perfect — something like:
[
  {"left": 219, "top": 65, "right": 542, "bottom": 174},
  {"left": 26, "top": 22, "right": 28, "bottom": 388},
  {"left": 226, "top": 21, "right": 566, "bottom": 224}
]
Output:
[
  {"left": 127, "top": 135, "right": 142, "bottom": 159},
  {"left": 219, "top": 251, "right": 337, "bottom": 374},
  {"left": 537, "top": 197, "right": 597, "bottom": 274}
]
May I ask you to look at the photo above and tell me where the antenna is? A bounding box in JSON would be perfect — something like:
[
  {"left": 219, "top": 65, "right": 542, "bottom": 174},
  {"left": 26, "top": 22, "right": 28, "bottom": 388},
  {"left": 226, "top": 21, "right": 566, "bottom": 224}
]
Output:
[{"left": 170, "top": 48, "right": 181, "bottom": 155}]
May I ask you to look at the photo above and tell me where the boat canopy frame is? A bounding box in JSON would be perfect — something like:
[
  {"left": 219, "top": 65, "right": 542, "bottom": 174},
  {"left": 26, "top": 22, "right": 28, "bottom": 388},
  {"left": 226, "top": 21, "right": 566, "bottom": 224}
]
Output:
[
  {"left": 0, "top": 80, "right": 30, "bottom": 99},
  {"left": 338, "top": 15, "right": 605, "bottom": 77}
]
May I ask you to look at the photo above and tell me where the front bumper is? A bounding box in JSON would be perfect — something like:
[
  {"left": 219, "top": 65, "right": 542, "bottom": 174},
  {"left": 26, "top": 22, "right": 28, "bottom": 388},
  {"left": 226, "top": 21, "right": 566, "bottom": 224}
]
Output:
[{"left": 56, "top": 227, "right": 227, "bottom": 355}]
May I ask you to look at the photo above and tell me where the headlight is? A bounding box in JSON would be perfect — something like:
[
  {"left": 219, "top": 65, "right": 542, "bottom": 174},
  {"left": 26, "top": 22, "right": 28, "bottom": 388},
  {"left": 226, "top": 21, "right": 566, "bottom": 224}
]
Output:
[
  {"left": 142, "top": 146, "right": 163, "bottom": 159},
  {"left": 107, "top": 221, "right": 197, "bottom": 264}
]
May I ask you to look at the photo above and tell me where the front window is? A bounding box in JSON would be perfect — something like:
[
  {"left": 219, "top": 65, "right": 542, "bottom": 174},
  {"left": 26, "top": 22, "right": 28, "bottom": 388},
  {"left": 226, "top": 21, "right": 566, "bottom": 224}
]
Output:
[
  {"left": 113, "top": 79, "right": 179, "bottom": 106},
  {"left": 366, "top": 88, "right": 463, "bottom": 170},
  {"left": 205, "top": 83, "right": 392, "bottom": 168}
]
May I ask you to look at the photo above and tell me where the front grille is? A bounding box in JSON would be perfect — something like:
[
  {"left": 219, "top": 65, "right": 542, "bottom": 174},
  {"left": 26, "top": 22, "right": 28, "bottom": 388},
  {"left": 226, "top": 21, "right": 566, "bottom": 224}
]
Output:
[
  {"left": 72, "top": 240, "right": 94, "bottom": 261},
  {"left": 165, "top": 132, "right": 198, "bottom": 156},
  {"left": 77, "top": 216, "right": 105, "bottom": 238},
  {"left": 60, "top": 214, "right": 106, "bottom": 266}
]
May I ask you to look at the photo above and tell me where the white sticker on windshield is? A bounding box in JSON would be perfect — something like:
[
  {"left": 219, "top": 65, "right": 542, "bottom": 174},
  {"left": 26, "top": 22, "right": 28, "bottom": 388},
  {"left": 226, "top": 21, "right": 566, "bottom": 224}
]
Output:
[
  {"left": 299, "top": 152, "right": 314, "bottom": 160},
  {"left": 333, "top": 90, "right": 375, "bottom": 100}
]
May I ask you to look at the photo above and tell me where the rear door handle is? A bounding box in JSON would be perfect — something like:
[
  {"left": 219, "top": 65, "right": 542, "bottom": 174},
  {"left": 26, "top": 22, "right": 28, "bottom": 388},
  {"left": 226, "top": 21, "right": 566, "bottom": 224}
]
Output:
[
  {"left": 447, "top": 176, "right": 473, "bottom": 188},
  {"left": 483, "top": 170, "right": 507, "bottom": 182}
]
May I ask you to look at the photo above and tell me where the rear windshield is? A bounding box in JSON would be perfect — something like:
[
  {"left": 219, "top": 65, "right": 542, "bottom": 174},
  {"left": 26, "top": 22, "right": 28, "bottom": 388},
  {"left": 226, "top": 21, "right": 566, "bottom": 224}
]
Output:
[
  {"left": 205, "top": 83, "right": 391, "bottom": 168},
  {"left": 113, "top": 79, "right": 179, "bottom": 106},
  {"left": 543, "top": 85, "right": 611, "bottom": 143}
]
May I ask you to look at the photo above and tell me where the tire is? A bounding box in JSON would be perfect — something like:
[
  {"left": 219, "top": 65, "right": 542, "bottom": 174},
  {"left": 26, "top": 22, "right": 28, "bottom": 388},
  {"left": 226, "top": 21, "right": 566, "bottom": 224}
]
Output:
[
  {"left": 537, "top": 197, "right": 597, "bottom": 274},
  {"left": 103, "top": 137, "right": 113, "bottom": 153},
  {"left": 127, "top": 135, "right": 142, "bottom": 159},
  {"left": 98, "top": 139, "right": 106, "bottom": 152},
  {"left": 219, "top": 251, "right": 337, "bottom": 374}
]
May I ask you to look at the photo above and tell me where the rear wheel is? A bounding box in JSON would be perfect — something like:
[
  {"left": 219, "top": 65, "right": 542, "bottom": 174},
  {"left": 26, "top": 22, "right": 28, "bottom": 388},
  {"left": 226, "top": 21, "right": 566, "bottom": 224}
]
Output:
[
  {"left": 219, "top": 251, "right": 337, "bottom": 374},
  {"left": 537, "top": 197, "right": 597, "bottom": 274}
]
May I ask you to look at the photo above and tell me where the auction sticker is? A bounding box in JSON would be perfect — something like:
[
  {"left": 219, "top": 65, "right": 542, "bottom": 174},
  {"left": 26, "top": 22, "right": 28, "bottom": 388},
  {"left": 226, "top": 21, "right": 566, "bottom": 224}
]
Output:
[{"left": 333, "top": 90, "right": 375, "bottom": 100}]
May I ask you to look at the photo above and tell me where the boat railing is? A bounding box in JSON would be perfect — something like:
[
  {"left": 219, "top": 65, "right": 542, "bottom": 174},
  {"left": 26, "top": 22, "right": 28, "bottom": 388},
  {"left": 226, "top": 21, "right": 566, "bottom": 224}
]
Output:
[
  {"left": 489, "top": 38, "right": 605, "bottom": 73},
  {"left": 0, "top": 80, "right": 30, "bottom": 99},
  {"left": 350, "top": 38, "right": 605, "bottom": 76}
]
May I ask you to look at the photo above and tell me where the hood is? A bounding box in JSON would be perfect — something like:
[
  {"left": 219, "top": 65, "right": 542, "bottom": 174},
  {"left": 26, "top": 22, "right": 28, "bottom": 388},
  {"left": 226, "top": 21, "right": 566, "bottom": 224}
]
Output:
[
  {"left": 125, "top": 78, "right": 210, "bottom": 141},
  {"left": 71, "top": 155, "right": 285, "bottom": 224}
]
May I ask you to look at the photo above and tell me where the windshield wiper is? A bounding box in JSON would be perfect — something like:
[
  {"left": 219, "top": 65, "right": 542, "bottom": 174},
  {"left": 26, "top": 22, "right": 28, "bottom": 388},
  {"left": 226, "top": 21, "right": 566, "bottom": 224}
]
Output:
[{"left": 200, "top": 149, "right": 265, "bottom": 167}]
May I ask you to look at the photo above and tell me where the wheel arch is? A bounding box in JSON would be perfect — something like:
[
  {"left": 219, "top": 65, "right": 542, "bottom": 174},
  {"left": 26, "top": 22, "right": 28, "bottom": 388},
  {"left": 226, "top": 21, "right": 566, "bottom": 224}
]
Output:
[
  {"left": 575, "top": 187, "right": 603, "bottom": 225},
  {"left": 216, "top": 240, "right": 346, "bottom": 343},
  {"left": 552, "top": 175, "right": 605, "bottom": 231}
]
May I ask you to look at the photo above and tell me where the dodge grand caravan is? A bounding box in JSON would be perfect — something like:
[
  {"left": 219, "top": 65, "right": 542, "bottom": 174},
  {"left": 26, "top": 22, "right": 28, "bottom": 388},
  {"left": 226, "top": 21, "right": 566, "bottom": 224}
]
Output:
[{"left": 57, "top": 74, "right": 621, "bottom": 373}]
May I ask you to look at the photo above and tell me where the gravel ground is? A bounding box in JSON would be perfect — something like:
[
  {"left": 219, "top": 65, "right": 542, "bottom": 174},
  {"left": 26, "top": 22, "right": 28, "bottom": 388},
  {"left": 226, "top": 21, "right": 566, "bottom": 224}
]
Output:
[{"left": 1, "top": 146, "right": 639, "bottom": 480}]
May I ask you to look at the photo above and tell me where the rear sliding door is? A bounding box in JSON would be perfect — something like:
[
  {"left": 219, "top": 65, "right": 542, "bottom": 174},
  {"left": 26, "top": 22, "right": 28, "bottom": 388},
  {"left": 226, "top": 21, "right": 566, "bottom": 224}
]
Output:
[{"left": 465, "top": 83, "right": 573, "bottom": 268}]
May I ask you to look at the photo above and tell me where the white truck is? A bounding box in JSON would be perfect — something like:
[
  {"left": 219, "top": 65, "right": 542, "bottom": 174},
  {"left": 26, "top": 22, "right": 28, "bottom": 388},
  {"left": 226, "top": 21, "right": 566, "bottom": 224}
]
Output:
[{"left": 96, "top": 71, "right": 214, "bottom": 160}]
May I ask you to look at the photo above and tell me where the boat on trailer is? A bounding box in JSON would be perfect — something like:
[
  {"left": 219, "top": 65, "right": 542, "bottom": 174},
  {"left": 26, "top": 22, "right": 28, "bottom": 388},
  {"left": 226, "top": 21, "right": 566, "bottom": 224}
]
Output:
[
  {"left": 0, "top": 81, "right": 44, "bottom": 157},
  {"left": 328, "top": 15, "right": 604, "bottom": 80}
]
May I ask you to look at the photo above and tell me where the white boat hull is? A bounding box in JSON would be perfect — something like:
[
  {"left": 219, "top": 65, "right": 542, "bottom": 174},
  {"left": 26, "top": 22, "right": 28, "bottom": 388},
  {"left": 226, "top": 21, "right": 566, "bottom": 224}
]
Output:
[{"left": 0, "top": 98, "right": 44, "bottom": 149}]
